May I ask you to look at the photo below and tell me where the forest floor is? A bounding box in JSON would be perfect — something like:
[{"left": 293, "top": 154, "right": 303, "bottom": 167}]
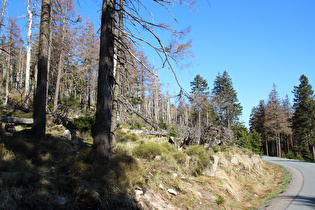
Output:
[{"left": 0, "top": 121, "right": 290, "bottom": 209}]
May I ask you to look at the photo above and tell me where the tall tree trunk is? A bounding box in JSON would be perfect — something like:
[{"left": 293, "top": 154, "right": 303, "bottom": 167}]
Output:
[
  {"left": 4, "top": 55, "right": 10, "bottom": 106},
  {"left": 93, "top": 0, "right": 115, "bottom": 159},
  {"left": 0, "top": 0, "right": 7, "bottom": 29},
  {"left": 265, "top": 138, "right": 269, "bottom": 156},
  {"left": 53, "top": 9, "right": 66, "bottom": 113},
  {"left": 53, "top": 49, "right": 64, "bottom": 112},
  {"left": 25, "top": 0, "right": 37, "bottom": 105},
  {"left": 33, "top": 0, "right": 51, "bottom": 138},
  {"left": 110, "top": 0, "right": 123, "bottom": 151},
  {"left": 46, "top": 9, "right": 53, "bottom": 109}
]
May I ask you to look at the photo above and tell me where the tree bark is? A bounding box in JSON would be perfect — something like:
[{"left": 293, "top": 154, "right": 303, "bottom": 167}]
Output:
[
  {"left": 25, "top": 0, "right": 36, "bottom": 105},
  {"left": 93, "top": 0, "right": 115, "bottom": 159},
  {"left": 1, "top": 116, "right": 33, "bottom": 124},
  {"left": 4, "top": 55, "right": 10, "bottom": 106},
  {"left": 53, "top": 6, "right": 67, "bottom": 113},
  {"left": 0, "top": 0, "right": 7, "bottom": 29},
  {"left": 33, "top": 0, "right": 51, "bottom": 138},
  {"left": 110, "top": 0, "right": 124, "bottom": 151}
]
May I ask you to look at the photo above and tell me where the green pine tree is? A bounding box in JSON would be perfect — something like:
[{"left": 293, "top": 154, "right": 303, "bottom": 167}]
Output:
[
  {"left": 211, "top": 71, "right": 242, "bottom": 130},
  {"left": 292, "top": 75, "right": 315, "bottom": 160},
  {"left": 190, "top": 75, "right": 215, "bottom": 127}
]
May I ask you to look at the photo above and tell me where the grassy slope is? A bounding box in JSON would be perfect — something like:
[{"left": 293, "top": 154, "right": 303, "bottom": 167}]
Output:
[{"left": 0, "top": 127, "right": 289, "bottom": 209}]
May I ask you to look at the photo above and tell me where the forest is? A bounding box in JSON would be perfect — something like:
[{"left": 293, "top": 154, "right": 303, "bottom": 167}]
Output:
[
  {"left": 0, "top": 0, "right": 314, "bottom": 160},
  {"left": 0, "top": 0, "right": 314, "bottom": 208}
]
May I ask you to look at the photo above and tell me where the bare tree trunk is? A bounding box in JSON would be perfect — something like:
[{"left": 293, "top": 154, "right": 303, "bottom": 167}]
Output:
[
  {"left": 46, "top": 16, "right": 52, "bottom": 108},
  {"left": 154, "top": 78, "right": 159, "bottom": 122},
  {"left": 265, "top": 138, "right": 269, "bottom": 156},
  {"left": 4, "top": 55, "right": 10, "bottom": 106},
  {"left": 33, "top": 0, "right": 51, "bottom": 138},
  {"left": 53, "top": 9, "right": 66, "bottom": 113},
  {"left": 93, "top": 0, "right": 115, "bottom": 159},
  {"left": 25, "top": 0, "right": 37, "bottom": 105},
  {"left": 167, "top": 89, "right": 170, "bottom": 125},
  {"left": 0, "top": 0, "right": 7, "bottom": 30},
  {"left": 53, "top": 49, "right": 64, "bottom": 112}
]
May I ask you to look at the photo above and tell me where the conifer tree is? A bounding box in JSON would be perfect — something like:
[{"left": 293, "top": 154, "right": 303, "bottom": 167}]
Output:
[
  {"left": 33, "top": 0, "right": 51, "bottom": 138},
  {"left": 211, "top": 71, "right": 242, "bottom": 129},
  {"left": 292, "top": 74, "right": 315, "bottom": 160},
  {"left": 190, "top": 74, "right": 211, "bottom": 132}
]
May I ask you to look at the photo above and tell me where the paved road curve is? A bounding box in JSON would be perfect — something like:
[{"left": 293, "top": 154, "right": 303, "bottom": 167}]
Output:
[{"left": 262, "top": 156, "right": 315, "bottom": 210}]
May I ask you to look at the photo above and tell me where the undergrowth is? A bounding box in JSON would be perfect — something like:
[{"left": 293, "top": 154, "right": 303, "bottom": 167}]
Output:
[
  {"left": 0, "top": 131, "right": 144, "bottom": 209},
  {"left": 0, "top": 127, "right": 288, "bottom": 210}
]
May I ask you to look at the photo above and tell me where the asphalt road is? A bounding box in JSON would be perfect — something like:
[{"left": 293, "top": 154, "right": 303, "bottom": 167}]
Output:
[{"left": 262, "top": 156, "right": 315, "bottom": 210}]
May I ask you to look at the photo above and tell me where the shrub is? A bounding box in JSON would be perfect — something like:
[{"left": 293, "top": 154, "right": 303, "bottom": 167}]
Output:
[
  {"left": 216, "top": 195, "right": 225, "bottom": 205},
  {"left": 126, "top": 133, "right": 140, "bottom": 142},
  {"left": 285, "top": 151, "right": 295, "bottom": 159},
  {"left": 167, "top": 125, "right": 178, "bottom": 137},
  {"left": 173, "top": 151, "right": 186, "bottom": 164},
  {"left": 186, "top": 145, "right": 212, "bottom": 175},
  {"left": 162, "top": 142, "right": 178, "bottom": 153},
  {"left": 133, "top": 142, "right": 165, "bottom": 160},
  {"left": 158, "top": 117, "right": 168, "bottom": 130},
  {"left": 117, "top": 131, "right": 140, "bottom": 142},
  {"left": 130, "top": 119, "right": 142, "bottom": 130},
  {"left": 72, "top": 116, "right": 95, "bottom": 134}
]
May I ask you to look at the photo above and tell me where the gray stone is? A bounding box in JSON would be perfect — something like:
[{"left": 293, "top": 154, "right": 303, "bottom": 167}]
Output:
[
  {"left": 168, "top": 189, "right": 177, "bottom": 196},
  {"left": 231, "top": 156, "right": 238, "bottom": 164},
  {"left": 203, "top": 155, "right": 220, "bottom": 177}
]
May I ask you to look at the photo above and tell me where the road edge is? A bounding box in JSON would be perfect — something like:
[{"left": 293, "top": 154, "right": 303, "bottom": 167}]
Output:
[{"left": 261, "top": 159, "right": 304, "bottom": 209}]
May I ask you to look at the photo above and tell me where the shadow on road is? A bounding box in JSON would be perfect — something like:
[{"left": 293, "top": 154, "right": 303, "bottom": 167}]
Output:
[{"left": 277, "top": 195, "right": 315, "bottom": 208}]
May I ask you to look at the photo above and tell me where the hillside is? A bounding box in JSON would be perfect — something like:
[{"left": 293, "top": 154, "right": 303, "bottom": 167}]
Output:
[{"left": 0, "top": 123, "right": 290, "bottom": 209}]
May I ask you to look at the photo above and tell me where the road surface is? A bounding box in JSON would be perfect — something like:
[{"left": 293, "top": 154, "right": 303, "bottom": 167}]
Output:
[{"left": 262, "top": 156, "right": 315, "bottom": 209}]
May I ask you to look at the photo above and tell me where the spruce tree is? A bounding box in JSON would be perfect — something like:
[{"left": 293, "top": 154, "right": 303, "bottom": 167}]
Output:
[
  {"left": 211, "top": 71, "right": 242, "bottom": 129},
  {"left": 292, "top": 75, "right": 315, "bottom": 160},
  {"left": 190, "top": 74, "right": 211, "bottom": 133}
]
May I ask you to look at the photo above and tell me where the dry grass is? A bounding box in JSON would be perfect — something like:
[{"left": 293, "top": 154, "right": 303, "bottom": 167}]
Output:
[{"left": 0, "top": 126, "right": 288, "bottom": 210}]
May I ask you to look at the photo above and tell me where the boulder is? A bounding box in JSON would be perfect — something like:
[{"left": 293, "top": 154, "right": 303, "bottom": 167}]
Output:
[{"left": 203, "top": 155, "right": 220, "bottom": 177}]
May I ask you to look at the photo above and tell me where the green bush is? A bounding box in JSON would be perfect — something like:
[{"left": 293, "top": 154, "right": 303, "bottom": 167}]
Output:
[
  {"left": 167, "top": 125, "right": 178, "bottom": 137},
  {"left": 126, "top": 133, "right": 140, "bottom": 142},
  {"left": 216, "top": 195, "right": 225, "bottom": 205},
  {"left": 285, "top": 151, "right": 295, "bottom": 159},
  {"left": 162, "top": 142, "right": 178, "bottom": 153},
  {"left": 65, "top": 116, "right": 94, "bottom": 134},
  {"left": 158, "top": 117, "right": 168, "bottom": 130},
  {"left": 133, "top": 142, "right": 165, "bottom": 160},
  {"left": 173, "top": 151, "right": 186, "bottom": 164},
  {"left": 186, "top": 145, "right": 212, "bottom": 175},
  {"left": 130, "top": 119, "right": 142, "bottom": 130},
  {"left": 117, "top": 131, "right": 140, "bottom": 142}
]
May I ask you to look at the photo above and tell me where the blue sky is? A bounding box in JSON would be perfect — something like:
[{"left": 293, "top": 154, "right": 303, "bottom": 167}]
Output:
[{"left": 4, "top": 0, "right": 315, "bottom": 127}]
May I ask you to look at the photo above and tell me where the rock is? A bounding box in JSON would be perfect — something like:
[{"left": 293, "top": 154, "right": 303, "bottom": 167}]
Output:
[
  {"left": 203, "top": 155, "right": 220, "bottom": 177},
  {"left": 231, "top": 157, "right": 238, "bottom": 164},
  {"left": 172, "top": 173, "right": 178, "bottom": 178},
  {"left": 155, "top": 155, "right": 161, "bottom": 161},
  {"left": 61, "top": 129, "right": 71, "bottom": 140},
  {"left": 61, "top": 129, "right": 76, "bottom": 141},
  {"left": 135, "top": 189, "right": 144, "bottom": 196},
  {"left": 168, "top": 189, "right": 177, "bottom": 196},
  {"left": 57, "top": 196, "right": 67, "bottom": 205},
  {"left": 159, "top": 184, "right": 164, "bottom": 190}
]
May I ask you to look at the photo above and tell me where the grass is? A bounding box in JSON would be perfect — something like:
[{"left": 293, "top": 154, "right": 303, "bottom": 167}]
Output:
[
  {"left": 0, "top": 131, "right": 144, "bottom": 209},
  {"left": 255, "top": 162, "right": 291, "bottom": 207},
  {"left": 0, "top": 125, "right": 289, "bottom": 210}
]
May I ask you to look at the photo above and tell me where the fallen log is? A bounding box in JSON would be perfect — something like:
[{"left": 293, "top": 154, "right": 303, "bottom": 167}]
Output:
[{"left": 0, "top": 116, "right": 33, "bottom": 125}]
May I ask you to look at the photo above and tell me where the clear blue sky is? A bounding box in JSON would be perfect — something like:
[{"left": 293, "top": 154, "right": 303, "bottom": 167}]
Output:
[{"left": 4, "top": 0, "right": 315, "bottom": 127}]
